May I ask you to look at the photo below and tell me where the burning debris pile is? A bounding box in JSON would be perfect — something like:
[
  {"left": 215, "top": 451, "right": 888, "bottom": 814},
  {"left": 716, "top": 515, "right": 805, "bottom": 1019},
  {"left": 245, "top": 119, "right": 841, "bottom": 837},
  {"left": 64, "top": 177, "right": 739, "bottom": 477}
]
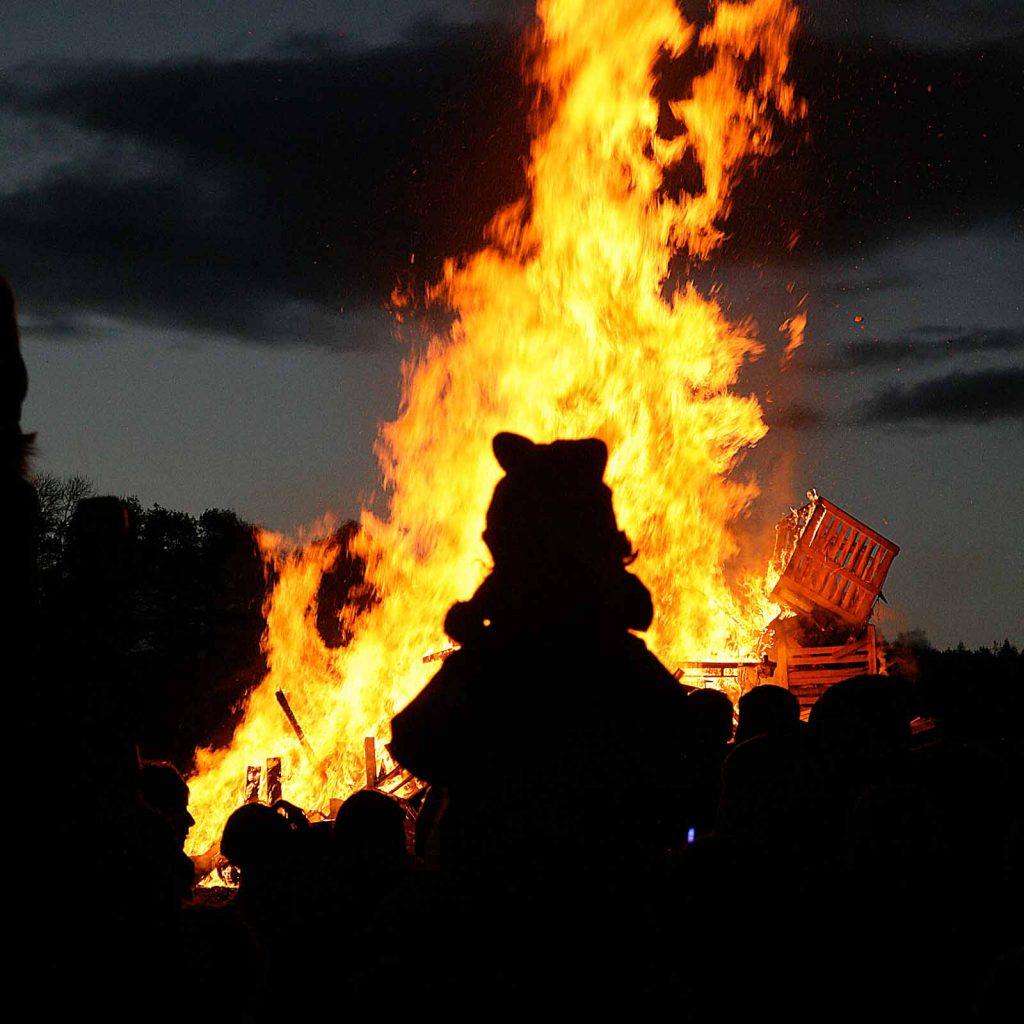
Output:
[{"left": 664, "top": 489, "right": 900, "bottom": 708}]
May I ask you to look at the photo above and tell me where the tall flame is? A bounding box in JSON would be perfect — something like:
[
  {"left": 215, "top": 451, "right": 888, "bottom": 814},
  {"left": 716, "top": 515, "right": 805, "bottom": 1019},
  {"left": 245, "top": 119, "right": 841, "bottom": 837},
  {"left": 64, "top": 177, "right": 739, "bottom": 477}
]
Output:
[{"left": 187, "top": 0, "right": 803, "bottom": 855}]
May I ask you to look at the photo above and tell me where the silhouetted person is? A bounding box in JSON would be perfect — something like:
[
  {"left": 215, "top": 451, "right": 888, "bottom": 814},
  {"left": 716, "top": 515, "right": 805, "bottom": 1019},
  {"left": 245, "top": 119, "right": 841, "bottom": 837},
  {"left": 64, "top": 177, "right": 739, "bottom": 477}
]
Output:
[
  {"left": 809, "top": 673, "right": 913, "bottom": 841},
  {"left": 688, "top": 686, "right": 734, "bottom": 747},
  {"left": 3, "top": 274, "right": 39, "bottom": 770},
  {"left": 735, "top": 683, "right": 801, "bottom": 744},
  {"left": 222, "top": 803, "right": 298, "bottom": 882},
  {"left": 220, "top": 803, "right": 303, "bottom": 959},
  {"left": 1, "top": 274, "right": 37, "bottom": 626},
  {"left": 140, "top": 760, "right": 197, "bottom": 898},
  {"left": 298, "top": 790, "right": 422, "bottom": 1003},
  {"left": 331, "top": 789, "right": 410, "bottom": 873},
  {"left": 7, "top": 277, "right": 185, "bottom": 1019},
  {"left": 140, "top": 761, "right": 195, "bottom": 848},
  {"left": 321, "top": 789, "right": 414, "bottom": 927},
  {"left": 681, "top": 687, "right": 734, "bottom": 835},
  {"left": 389, "top": 432, "right": 692, "bottom": 1004},
  {"left": 716, "top": 730, "right": 826, "bottom": 862}
]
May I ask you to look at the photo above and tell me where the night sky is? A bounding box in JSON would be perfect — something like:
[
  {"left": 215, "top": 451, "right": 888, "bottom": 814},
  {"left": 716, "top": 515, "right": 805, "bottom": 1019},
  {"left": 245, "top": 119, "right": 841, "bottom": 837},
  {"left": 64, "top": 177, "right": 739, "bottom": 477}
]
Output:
[{"left": 3, "top": 1, "right": 1022, "bottom": 649}]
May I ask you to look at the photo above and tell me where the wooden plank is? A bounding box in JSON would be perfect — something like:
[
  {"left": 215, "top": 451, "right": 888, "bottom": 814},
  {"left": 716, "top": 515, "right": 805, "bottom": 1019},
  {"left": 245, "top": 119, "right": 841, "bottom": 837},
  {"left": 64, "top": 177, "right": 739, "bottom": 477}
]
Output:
[{"left": 364, "top": 736, "right": 377, "bottom": 790}]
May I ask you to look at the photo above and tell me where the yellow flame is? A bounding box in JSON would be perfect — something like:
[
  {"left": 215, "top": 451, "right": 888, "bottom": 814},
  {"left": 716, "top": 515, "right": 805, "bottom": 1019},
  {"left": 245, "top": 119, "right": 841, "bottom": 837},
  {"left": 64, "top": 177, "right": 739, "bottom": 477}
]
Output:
[{"left": 187, "top": 0, "right": 803, "bottom": 856}]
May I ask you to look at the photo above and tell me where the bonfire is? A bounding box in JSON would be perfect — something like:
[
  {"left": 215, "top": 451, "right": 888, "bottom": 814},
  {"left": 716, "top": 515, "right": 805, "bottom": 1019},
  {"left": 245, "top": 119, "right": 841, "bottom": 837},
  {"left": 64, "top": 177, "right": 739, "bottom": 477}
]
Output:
[{"left": 187, "top": 0, "right": 808, "bottom": 858}]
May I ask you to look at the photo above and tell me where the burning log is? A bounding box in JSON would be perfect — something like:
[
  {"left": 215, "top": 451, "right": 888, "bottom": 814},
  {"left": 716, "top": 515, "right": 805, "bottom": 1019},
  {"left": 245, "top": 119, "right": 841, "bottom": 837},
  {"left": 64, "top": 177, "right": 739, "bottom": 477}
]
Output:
[
  {"left": 364, "top": 737, "right": 378, "bottom": 789},
  {"left": 266, "top": 756, "right": 283, "bottom": 804},
  {"left": 422, "top": 645, "right": 459, "bottom": 663},
  {"left": 275, "top": 689, "right": 317, "bottom": 765}
]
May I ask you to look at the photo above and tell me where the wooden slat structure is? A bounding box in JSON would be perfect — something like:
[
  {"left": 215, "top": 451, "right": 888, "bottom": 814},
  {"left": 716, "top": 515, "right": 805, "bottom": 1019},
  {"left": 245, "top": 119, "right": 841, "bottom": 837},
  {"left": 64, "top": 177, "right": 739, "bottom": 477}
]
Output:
[
  {"left": 361, "top": 737, "right": 424, "bottom": 803},
  {"left": 675, "top": 660, "right": 772, "bottom": 694},
  {"left": 771, "top": 625, "right": 878, "bottom": 714},
  {"left": 771, "top": 496, "right": 899, "bottom": 628}
]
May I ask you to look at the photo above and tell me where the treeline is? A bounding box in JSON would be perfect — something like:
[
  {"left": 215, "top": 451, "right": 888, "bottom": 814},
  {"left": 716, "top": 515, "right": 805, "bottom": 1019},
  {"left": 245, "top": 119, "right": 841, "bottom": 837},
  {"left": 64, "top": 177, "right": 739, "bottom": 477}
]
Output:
[
  {"left": 889, "top": 631, "right": 1023, "bottom": 741},
  {"left": 34, "top": 474, "right": 373, "bottom": 769},
  {"left": 35, "top": 474, "right": 268, "bottom": 766}
]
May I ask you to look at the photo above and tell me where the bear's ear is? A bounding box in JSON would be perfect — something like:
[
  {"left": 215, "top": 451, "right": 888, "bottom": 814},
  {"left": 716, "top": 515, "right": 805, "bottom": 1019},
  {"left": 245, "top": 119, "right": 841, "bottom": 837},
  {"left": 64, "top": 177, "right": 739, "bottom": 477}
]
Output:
[
  {"left": 493, "top": 432, "right": 534, "bottom": 471},
  {"left": 573, "top": 437, "right": 608, "bottom": 478}
]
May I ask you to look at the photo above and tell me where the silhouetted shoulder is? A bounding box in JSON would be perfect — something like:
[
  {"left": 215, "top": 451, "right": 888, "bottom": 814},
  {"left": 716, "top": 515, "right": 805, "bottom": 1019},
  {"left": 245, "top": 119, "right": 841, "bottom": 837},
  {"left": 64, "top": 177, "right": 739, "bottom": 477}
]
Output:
[{"left": 390, "top": 646, "right": 480, "bottom": 784}]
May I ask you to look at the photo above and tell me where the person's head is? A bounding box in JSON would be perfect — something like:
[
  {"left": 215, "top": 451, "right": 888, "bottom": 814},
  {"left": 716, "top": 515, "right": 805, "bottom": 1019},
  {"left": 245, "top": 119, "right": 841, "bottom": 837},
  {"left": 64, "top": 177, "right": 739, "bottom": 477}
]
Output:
[
  {"left": 332, "top": 789, "right": 408, "bottom": 869},
  {"left": 140, "top": 761, "right": 195, "bottom": 848},
  {"left": 445, "top": 432, "right": 652, "bottom": 640},
  {"left": 736, "top": 684, "right": 800, "bottom": 744},
  {"left": 483, "top": 432, "right": 631, "bottom": 573},
  {"left": 809, "top": 674, "right": 911, "bottom": 789},
  {"left": 220, "top": 803, "right": 294, "bottom": 878},
  {"left": 688, "top": 687, "right": 735, "bottom": 747}
]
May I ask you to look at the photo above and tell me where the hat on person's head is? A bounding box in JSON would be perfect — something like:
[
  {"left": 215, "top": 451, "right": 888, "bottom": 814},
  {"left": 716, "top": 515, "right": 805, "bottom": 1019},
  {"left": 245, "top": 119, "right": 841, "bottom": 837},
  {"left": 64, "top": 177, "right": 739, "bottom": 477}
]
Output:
[{"left": 483, "top": 431, "right": 633, "bottom": 570}]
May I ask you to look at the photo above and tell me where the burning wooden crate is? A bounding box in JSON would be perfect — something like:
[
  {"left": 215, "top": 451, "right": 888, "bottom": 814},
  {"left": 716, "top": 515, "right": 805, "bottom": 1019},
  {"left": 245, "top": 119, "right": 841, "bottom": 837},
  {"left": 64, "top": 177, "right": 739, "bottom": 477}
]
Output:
[
  {"left": 771, "top": 624, "right": 878, "bottom": 715},
  {"left": 753, "top": 492, "right": 900, "bottom": 713},
  {"left": 771, "top": 492, "right": 899, "bottom": 629}
]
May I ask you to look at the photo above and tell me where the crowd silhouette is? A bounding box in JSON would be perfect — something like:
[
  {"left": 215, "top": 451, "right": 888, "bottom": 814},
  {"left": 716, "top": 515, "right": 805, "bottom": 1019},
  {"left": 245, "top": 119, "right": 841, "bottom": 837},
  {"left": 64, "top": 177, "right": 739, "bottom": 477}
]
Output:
[{"left": 5, "top": 273, "right": 1021, "bottom": 1020}]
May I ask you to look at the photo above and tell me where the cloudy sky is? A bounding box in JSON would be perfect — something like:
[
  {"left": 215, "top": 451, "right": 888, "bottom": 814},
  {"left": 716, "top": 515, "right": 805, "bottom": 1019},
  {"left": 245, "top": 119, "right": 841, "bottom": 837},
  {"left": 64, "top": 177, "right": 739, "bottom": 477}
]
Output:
[{"left": 3, "top": 1, "right": 1022, "bottom": 649}]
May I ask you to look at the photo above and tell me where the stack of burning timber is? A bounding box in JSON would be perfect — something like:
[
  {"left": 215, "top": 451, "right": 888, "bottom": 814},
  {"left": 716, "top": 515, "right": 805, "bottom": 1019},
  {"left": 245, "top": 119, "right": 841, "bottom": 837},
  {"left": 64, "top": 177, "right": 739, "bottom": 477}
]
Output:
[
  {"left": 236, "top": 692, "right": 422, "bottom": 822},
  {"left": 676, "top": 491, "right": 899, "bottom": 713},
  {"left": 232, "top": 493, "right": 898, "bottom": 833}
]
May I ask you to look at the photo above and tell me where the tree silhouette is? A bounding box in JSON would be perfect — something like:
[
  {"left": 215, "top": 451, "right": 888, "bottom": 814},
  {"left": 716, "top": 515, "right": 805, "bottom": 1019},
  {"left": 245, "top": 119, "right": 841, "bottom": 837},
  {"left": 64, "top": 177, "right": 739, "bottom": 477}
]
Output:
[{"left": 34, "top": 472, "right": 95, "bottom": 570}]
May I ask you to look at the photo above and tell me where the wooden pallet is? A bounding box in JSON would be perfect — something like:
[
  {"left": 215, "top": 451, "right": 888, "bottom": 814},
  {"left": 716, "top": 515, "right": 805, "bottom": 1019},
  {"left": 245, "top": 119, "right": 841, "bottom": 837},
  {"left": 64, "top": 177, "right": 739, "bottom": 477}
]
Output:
[{"left": 772, "top": 625, "right": 878, "bottom": 713}]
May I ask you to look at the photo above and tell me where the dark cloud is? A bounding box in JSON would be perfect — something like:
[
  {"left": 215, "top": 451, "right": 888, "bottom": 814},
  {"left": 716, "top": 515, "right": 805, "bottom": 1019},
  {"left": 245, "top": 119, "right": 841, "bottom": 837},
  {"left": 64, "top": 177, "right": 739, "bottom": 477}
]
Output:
[
  {"left": 2, "top": 21, "right": 1021, "bottom": 343},
  {"left": 860, "top": 367, "right": 1024, "bottom": 424},
  {"left": 17, "top": 315, "right": 107, "bottom": 341},
  {"left": 1, "top": 23, "right": 528, "bottom": 345},
  {"left": 824, "top": 326, "right": 1024, "bottom": 370}
]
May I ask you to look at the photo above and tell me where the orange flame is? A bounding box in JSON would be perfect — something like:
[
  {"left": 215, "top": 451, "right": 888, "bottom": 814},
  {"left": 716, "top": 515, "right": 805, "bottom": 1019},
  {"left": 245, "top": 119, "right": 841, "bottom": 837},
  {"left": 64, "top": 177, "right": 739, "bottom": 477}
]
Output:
[
  {"left": 187, "top": 0, "right": 803, "bottom": 856},
  {"left": 780, "top": 304, "right": 807, "bottom": 366}
]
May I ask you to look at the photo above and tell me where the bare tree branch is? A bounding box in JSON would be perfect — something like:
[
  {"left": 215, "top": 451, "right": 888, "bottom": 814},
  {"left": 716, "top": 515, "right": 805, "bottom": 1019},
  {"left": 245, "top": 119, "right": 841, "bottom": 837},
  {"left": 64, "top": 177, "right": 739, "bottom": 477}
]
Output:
[{"left": 32, "top": 471, "right": 96, "bottom": 550}]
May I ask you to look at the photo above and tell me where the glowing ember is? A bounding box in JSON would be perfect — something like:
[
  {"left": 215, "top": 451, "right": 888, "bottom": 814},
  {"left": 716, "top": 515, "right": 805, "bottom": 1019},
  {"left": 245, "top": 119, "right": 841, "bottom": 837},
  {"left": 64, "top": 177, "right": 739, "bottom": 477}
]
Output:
[
  {"left": 780, "top": 306, "right": 807, "bottom": 366},
  {"left": 187, "top": 0, "right": 804, "bottom": 856}
]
